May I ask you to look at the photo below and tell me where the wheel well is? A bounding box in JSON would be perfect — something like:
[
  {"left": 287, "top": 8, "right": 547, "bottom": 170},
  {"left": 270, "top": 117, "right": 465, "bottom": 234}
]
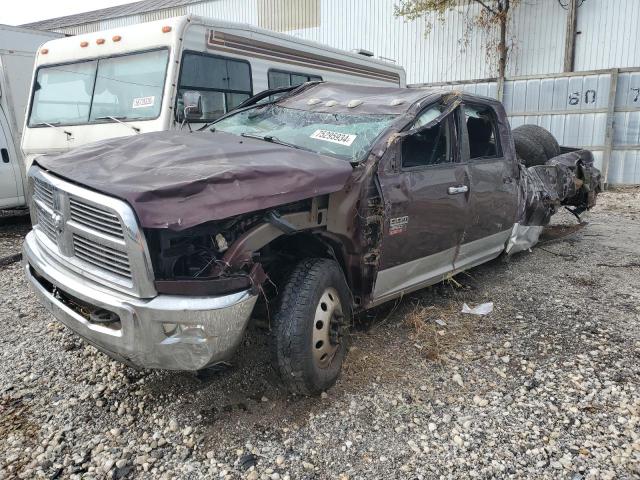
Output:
[{"left": 259, "top": 231, "right": 351, "bottom": 289}]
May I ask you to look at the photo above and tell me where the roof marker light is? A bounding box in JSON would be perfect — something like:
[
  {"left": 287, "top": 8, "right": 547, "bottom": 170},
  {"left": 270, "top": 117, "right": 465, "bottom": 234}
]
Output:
[
  {"left": 307, "top": 98, "right": 321, "bottom": 105},
  {"left": 325, "top": 100, "right": 338, "bottom": 107},
  {"left": 390, "top": 98, "right": 405, "bottom": 106},
  {"left": 112, "top": 35, "right": 122, "bottom": 42},
  {"left": 347, "top": 99, "right": 363, "bottom": 108},
  {"left": 41, "top": 48, "right": 49, "bottom": 54},
  {"left": 162, "top": 26, "right": 172, "bottom": 33},
  {"left": 96, "top": 38, "right": 105, "bottom": 45},
  {"left": 80, "top": 41, "right": 89, "bottom": 48}
]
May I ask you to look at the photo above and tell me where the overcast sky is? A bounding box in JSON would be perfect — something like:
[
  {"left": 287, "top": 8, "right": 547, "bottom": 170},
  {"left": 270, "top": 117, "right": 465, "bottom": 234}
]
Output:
[{"left": 2, "top": 0, "right": 137, "bottom": 26}]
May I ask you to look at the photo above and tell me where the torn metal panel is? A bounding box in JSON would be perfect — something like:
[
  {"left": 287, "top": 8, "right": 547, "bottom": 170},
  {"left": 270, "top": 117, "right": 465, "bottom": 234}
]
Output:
[
  {"left": 516, "top": 148, "right": 601, "bottom": 227},
  {"left": 505, "top": 223, "right": 544, "bottom": 255},
  {"left": 508, "top": 148, "right": 601, "bottom": 255}
]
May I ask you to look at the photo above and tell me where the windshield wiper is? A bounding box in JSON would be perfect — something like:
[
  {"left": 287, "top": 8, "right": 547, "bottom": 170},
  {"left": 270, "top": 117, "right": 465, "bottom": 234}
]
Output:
[
  {"left": 95, "top": 116, "right": 141, "bottom": 133},
  {"left": 32, "top": 122, "right": 73, "bottom": 140},
  {"left": 240, "top": 132, "right": 315, "bottom": 153}
]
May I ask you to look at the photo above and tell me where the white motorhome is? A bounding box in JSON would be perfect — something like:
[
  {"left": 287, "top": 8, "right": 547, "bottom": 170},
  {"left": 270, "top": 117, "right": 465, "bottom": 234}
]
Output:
[
  {"left": 21, "top": 15, "right": 406, "bottom": 168},
  {"left": 0, "top": 25, "right": 62, "bottom": 209}
]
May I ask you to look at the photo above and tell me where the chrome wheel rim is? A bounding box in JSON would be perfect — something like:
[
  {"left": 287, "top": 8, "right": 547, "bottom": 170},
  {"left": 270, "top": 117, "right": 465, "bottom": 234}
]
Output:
[{"left": 312, "top": 287, "right": 343, "bottom": 369}]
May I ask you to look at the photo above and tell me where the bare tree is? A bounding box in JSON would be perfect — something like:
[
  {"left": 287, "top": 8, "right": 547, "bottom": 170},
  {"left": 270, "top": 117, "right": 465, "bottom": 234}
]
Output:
[{"left": 395, "top": 0, "right": 518, "bottom": 97}]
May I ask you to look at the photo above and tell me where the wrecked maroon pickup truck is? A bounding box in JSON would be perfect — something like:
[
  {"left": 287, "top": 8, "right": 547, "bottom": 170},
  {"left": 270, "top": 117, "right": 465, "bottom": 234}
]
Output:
[{"left": 23, "top": 82, "right": 599, "bottom": 395}]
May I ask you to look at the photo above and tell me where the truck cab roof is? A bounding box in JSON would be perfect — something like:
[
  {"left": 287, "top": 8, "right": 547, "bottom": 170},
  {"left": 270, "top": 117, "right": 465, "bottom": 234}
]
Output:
[{"left": 279, "top": 82, "right": 502, "bottom": 115}]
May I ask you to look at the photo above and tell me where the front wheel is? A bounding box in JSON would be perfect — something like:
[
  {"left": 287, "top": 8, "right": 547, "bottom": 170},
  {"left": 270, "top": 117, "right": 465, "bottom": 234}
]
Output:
[{"left": 272, "top": 258, "right": 351, "bottom": 395}]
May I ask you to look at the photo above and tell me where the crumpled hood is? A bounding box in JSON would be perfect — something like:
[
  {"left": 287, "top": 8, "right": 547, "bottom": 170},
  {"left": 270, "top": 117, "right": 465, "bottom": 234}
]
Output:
[{"left": 36, "top": 130, "right": 354, "bottom": 230}]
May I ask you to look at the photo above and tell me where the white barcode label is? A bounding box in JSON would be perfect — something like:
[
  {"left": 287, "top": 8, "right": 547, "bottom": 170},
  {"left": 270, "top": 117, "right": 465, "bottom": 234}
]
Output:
[
  {"left": 310, "top": 129, "right": 356, "bottom": 146},
  {"left": 132, "top": 96, "right": 155, "bottom": 109}
]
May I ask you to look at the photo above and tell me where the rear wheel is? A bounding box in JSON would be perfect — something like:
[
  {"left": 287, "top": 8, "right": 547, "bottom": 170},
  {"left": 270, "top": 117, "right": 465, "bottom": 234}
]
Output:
[{"left": 272, "top": 258, "right": 351, "bottom": 395}]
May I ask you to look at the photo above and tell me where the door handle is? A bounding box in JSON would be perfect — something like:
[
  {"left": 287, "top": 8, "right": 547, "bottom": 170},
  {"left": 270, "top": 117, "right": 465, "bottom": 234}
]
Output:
[
  {"left": 1, "top": 148, "right": 9, "bottom": 164},
  {"left": 447, "top": 185, "right": 469, "bottom": 195}
]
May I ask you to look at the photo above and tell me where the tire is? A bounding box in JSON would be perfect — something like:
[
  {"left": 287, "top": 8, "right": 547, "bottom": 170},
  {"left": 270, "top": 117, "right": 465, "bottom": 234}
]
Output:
[
  {"left": 513, "top": 124, "right": 561, "bottom": 166},
  {"left": 272, "top": 258, "right": 351, "bottom": 395}
]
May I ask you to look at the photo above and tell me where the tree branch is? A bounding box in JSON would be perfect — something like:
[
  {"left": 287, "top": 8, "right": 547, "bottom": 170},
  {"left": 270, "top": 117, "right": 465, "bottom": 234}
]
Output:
[{"left": 472, "top": 0, "right": 499, "bottom": 16}]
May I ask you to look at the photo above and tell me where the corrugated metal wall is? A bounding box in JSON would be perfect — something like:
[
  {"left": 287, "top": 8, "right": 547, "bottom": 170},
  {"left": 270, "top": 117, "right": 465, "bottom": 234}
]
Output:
[
  {"left": 611, "top": 70, "right": 640, "bottom": 184},
  {"left": 48, "top": 0, "right": 572, "bottom": 84},
  {"left": 508, "top": 0, "right": 566, "bottom": 77},
  {"left": 417, "top": 69, "right": 640, "bottom": 185},
  {"left": 575, "top": 0, "right": 640, "bottom": 72},
  {"left": 505, "top": 73, "right": 611, "bottom": 177},
  {"left": 47, "top": 0, "right": 640, "bottom": 84}
]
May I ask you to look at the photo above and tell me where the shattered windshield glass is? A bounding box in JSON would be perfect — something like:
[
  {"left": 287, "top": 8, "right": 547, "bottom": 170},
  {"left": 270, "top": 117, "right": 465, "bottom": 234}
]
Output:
[{"left": 213, "top": 105, "right": 397, "bottom": 162}]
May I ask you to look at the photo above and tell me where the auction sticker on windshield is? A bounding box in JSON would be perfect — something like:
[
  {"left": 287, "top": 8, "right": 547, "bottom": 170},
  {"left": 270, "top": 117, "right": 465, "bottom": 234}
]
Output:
[
  {"left": 132, "top": 96, "right": 155, "bottom": 109},
  {"left": 310, "top": 129, "right": 357, "bottom": 146}
]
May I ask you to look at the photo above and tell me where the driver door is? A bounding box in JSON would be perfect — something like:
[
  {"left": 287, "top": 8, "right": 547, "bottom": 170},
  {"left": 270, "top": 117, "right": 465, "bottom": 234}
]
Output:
[{"left": 374, "top": 105, "right": 469, "bottom": 302}]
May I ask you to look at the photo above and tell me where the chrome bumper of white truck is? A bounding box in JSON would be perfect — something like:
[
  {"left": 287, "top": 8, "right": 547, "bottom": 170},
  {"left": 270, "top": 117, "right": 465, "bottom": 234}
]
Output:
[{"left": 23, "top": 231, "right": 257, "bottom": 371}]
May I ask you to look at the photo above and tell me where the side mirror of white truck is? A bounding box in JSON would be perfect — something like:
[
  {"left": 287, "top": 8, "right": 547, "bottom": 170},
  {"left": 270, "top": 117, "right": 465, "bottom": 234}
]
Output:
[
  {"left": 182, "top": 91, "right": 202, "bottom": 119},
  {"left": 180, "top": 91, "right": 202, "bottom": 132}
]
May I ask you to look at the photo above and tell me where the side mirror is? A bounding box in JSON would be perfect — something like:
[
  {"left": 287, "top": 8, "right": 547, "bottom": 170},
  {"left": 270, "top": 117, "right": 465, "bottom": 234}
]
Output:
[{"left": 182, "top": 91, "right": 202, "bottom": 120}]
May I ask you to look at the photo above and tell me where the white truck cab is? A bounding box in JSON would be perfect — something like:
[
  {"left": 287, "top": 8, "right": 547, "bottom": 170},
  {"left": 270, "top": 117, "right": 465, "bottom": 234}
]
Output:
[{"left": 21, "top": 15, "right": 406, "bottom": 169}]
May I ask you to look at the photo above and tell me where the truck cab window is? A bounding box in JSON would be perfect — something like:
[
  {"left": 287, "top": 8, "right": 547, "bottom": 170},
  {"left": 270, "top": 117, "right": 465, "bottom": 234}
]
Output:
[
  {"left": 28, "top": 49, "right": 169, "bottom": 127},
  {"left": 401, "top": 107, "right": 450, "bottom": 168},
  {"left": 177, "top": 52, "right": 252, "bottom": 122},
  {"left": 29, "top": 61, "right": 97, "bottom": 126},
  {"left": 464, "top": 105, "right": 501, "bottom": 159},
  {"left": 89, "top": 49, "right": 168, "bottom": 121}
]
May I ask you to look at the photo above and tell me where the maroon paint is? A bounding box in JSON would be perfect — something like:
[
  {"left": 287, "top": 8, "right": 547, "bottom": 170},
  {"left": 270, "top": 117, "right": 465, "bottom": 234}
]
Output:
[{"left": 35, "top": 130, "right": 353, "bottom": 231}]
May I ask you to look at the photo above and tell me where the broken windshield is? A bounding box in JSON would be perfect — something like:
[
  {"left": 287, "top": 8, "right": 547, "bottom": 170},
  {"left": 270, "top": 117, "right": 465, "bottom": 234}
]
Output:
[
  {"left": 212, "top": 105, "right": 397, "bottom": 162},
  {"left": 28, "top": 49, "right": 169, "bottom": 127}
]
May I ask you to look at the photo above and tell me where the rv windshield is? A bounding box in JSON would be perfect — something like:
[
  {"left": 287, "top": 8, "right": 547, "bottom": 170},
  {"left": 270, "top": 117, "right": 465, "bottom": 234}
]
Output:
[
  {"left": 213, "top": 105, "right": 397, "bottom": 162},
  {"left": 28, "top": 49, "right": 169, "bottom": 127}
]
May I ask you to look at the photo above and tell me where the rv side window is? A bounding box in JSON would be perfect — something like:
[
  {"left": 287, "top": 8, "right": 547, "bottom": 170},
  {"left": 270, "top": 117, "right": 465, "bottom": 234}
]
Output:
[
  {"left": 177, "top": 52, "right": 252, "bottom": 122},
  {"left": 267, "top": 69, "right": 322, "bottom": 89}
]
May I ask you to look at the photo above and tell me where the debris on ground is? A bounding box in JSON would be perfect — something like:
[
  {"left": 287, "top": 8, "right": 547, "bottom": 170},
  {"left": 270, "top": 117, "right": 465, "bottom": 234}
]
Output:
[{"left": 461, "top": 301, "right": 494, "bottom": 315}]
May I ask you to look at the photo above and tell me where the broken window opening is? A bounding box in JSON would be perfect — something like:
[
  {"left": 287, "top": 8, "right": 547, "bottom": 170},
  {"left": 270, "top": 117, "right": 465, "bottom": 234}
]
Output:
[
  {"left": 463, "top": 104, "right": 501, "bottom": 160},
  {"left": 401, "top": 106, "right": 451, "bottom": 168}
]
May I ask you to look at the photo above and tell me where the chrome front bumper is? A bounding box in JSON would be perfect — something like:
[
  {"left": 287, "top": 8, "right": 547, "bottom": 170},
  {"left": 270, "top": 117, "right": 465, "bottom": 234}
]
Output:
[{"left": 23, "top": 231, "right": 258, "bottom": 371}]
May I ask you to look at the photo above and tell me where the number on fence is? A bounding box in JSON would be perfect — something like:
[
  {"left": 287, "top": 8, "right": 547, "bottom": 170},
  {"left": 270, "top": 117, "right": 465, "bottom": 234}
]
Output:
[{"left": 568, "top": 90, "right": 597, "bottom": 106}]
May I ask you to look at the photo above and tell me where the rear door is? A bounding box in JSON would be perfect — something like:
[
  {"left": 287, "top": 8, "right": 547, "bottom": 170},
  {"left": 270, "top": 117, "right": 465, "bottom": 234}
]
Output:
[
  {"left": 374, "top": 105, "right": 470, "bottom": 301},
  {"left": 0, "top": 107, "right": 21, "bottom": 209},
  {"left": 454, "top": 101, "right": 518, "bottom": 270}
]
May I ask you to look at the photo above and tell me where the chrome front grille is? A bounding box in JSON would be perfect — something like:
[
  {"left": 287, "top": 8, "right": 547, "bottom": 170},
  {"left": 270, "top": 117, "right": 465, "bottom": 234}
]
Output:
[
  {"left": 69, "top": 196, "right": 124, "bottom": 238},
  {"left": 28, "top": 168, "right": 156, "bottom": 298},
  {"left": 33, "top": 177, "right": 55, "bottom": 209},
  {"left": 72, "top": 234, "right": 132, "bottom": 278},
  {"left": 35, "top": 202, "right": 57, "bottom": 243}
]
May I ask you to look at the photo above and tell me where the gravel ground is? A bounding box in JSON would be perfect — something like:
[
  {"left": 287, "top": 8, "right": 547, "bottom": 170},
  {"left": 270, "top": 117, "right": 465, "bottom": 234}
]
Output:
[{"left": 1, "top": 189, "right": 639, "bottom": 480}]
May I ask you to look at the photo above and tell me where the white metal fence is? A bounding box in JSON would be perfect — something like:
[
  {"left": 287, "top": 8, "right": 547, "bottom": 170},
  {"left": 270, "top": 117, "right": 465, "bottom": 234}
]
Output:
[{"left": 411, "top": 68, "right": 640, "bottom": 185}]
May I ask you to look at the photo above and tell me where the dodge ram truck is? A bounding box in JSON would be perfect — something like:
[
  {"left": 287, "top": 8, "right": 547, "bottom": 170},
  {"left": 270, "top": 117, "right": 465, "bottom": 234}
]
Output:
[{"left": 23, "top": 82, "right": 599, "bottom": 395}]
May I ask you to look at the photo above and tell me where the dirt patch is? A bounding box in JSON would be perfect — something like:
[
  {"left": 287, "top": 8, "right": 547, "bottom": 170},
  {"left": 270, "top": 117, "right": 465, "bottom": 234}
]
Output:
[{"left": 539, "top": 221, "right": 586, "bottom": 244}]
